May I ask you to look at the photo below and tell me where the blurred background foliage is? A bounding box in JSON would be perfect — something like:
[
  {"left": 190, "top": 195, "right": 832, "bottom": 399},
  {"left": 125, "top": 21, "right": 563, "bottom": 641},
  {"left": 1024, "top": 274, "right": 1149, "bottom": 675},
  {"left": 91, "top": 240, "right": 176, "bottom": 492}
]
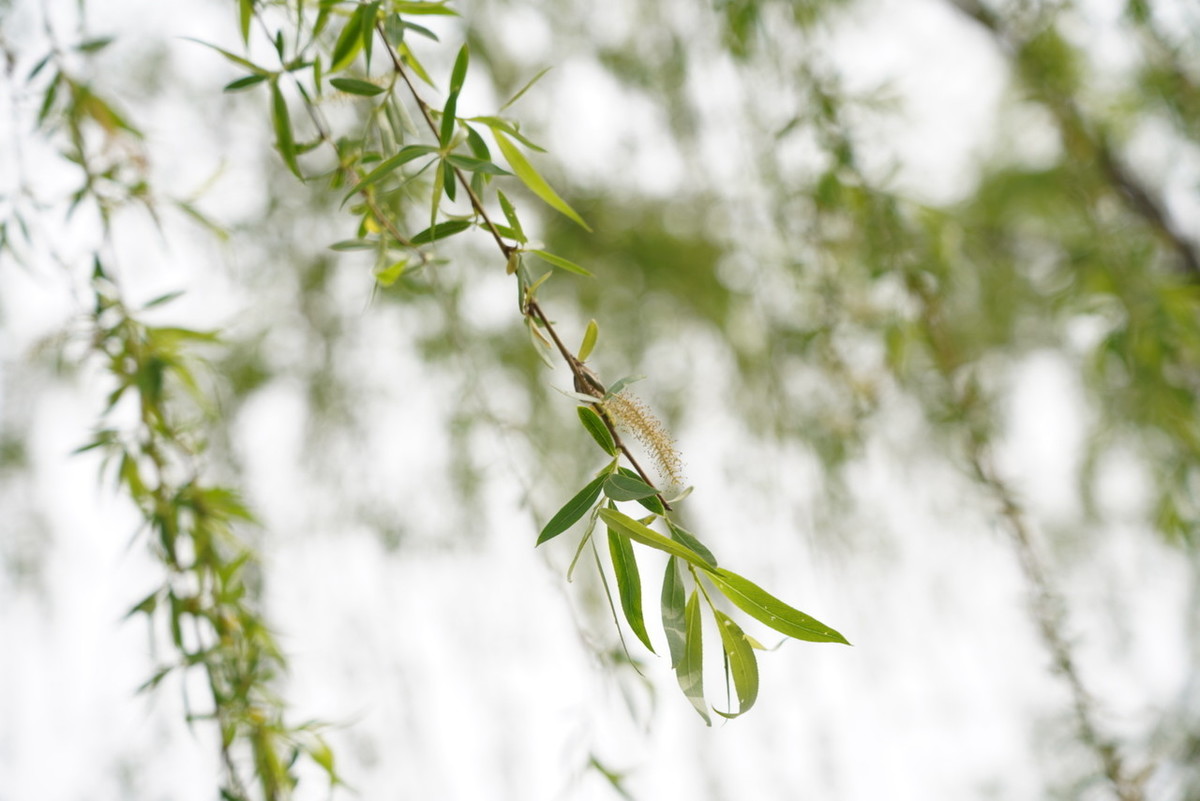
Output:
[{"left": 3, "top": 0, "right": 1200, "bottom": 798}]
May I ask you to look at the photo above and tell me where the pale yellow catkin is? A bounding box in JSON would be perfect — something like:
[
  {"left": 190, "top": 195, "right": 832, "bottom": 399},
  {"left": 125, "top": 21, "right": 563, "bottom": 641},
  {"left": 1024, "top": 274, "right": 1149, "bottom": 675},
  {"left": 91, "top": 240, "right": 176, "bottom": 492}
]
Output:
[{"left": 601, "top": 391, "right": 685, "bottom": 491}]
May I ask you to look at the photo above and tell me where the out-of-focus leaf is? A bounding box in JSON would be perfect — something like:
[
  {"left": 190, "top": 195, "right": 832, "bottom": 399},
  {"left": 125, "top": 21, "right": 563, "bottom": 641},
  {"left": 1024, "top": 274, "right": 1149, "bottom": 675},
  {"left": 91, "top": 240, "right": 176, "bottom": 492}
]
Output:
[
  {"left": 497, "top": 190, "right": 526, "bottom": 242},
  {"left": 449, "top": 44, "right": 469, "bottom": 94},
  {"left": 409, "top": 219, "right": 471, "bottom": 245},
  {"left": 356, "top": 144, "right": 438, "bottom": 190},
  {"left": 224, "top": 74, "right": 268, "bottom": 92},
  {"left": 373, "top": 260, "right": 408, "bottom": 286},
  {"left": 238, "top": 0, "right": 253, "bottom": 44},
  {"left": 330, "top": 77, "right": 384, "bottom": 96},
  {"left": 392, "top": 1, "right": 457, "bottom": 15},
  {"left": 578, "top": 319, "right": 599, "bottom": 361},
  {"left": 499, "top": 65, "right": 551, "bottom": 111},
  {"left": 444, "top": 155, "right": 510, "bottom": 175},
  {"left": 270, "top": 81, "right": 301, "bottom": 177}
]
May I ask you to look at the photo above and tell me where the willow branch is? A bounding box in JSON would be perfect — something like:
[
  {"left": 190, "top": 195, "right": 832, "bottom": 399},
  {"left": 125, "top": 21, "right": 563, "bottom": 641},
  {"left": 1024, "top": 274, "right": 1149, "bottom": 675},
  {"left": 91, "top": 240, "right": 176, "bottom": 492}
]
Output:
[{"left": 374, "top": 25, "right": 673, "bottom": 512}]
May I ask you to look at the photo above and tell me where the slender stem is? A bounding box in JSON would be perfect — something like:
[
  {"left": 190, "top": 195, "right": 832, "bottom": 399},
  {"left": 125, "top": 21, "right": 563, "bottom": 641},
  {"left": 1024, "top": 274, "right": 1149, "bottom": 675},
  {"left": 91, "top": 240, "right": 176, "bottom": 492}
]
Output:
[{"left": 374, "top": 25, "right": 673, "bottom": 513}]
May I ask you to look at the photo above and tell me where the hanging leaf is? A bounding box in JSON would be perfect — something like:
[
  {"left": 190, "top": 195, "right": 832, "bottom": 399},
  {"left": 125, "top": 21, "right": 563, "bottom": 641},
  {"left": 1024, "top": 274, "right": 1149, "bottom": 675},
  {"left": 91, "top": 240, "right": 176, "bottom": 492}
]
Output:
[
  {"left": 409, "top": 219, "right": 471, "bottom": 245},
  {"left": 270, "top": 81, "right": 301, "bottom": 177},
  {"left": 618, "top": 467, "right": 666, "bottom": 515},
  {"left": 607, "top": 519, "right": 655, "bottom": 653},
  {"left": 497, "top": 190, "right": 526, "bottom": 243},
  {"left": 706, "top": 567, "right": 849, "bottom": 644},
  {"left": 492, "top": 130, "right": 591, "bottom": 231},
  {"left": 667, "top": 520, "right": 717, "bottom": 567},
  {"left": 329, "top": 4, "right": 369, "bottom": 73},
  {"left": 603, "top": 473, "right": 658, "bottom": 502},
  {"left": 577, "top": 405, "right": 616, "bottom": 456},
  {"left": 499, "top": 65, "right": 552, "bottom": 111},
  {"left": 712, "top": 610, "right": 759, "bottom": 718},
  {"left": 529, "top": 249, "right": 592, "bottom": 277},
  {"left": 598, "top": 508, "right": 709, "bottom": 568},
  {"left": 238, "top": 0, "right": 254, "bottom": 44},
  {"left": 445, "top": 154, "right": 510, "bottom": 175},
  {"left": 537, "top": 469, "right": 611, "bottom": 545},
  {"left": 356, "top": 144, "right": 438, "bottom": 190},
  {"left": 678, "top": 590, "right": 711, "bottom": 725},
  {"left": 661, "top": 557, "right": 687, "bottom": 667}
]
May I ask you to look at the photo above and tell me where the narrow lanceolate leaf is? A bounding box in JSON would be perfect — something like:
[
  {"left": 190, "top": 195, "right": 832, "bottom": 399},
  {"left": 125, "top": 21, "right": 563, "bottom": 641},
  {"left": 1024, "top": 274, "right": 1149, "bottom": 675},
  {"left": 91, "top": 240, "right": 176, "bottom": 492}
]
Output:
[
  {"left": 392, "top": 0, "right": 458, "bottom": 15},
  {"left": 270, "top": 82, "right": 300, "bottom": 177},
  {"left": 224, "top": 74, "right": 268, "bottom": 92},
  {"left": 577, "top": 405, "right": 617, "bottom": 456},
  {"left": 603, "top": 473, "right": 658, "bottom": 502},
  {"left": 409, "top": 219, "right": 471, "bottom": 245},
  {"left": 356, "top": 144, "right": 438, "bottom": 190},
  {"left": 445, "top": 155, "right": 511, "bottom": 175},
  {"left": 667, "top": 521, "right": 717, "bottom": 567},
  {"left": 607, "top": 523, "right": 655, "bottom": 653},
  {"left": 712, "top": 610, "right": 759, "bottom": 718},
  {"left": 492, "top": 130, "right": 591, "bottom": 231},
  {"left": 449, "top": 44, "right": 469, "bottom": 94},
  {"left": 537, "top": 470, "right": 610, "bottom": 545},
  {"left": 499, "top": 65, "right": 552, "bottom": 111},
  {"left": 238, "top": 0, "right": 253, "bottom": 44},
  {"left": 619, "top": 467, "right": 666, "bottom": 515},
  {"left": 497, "top": 190, "right": 526, "bottom": 243},
  {"left": 678, "top": 590, "right": 711, "bottom": 725},
  {"left": 661, "top": 557, "right": 687, "bottom": 667},
  {"left": 598, "top": 508, "right": 708, "bottom": 569},
  {"left": 578, "top": 319, "right": 599, "bottom": 362},
  {"left": 330, "top": 77, "right": 384, "bottom": 96},
  {"left": 704, "top": 567, "right": 849, "bottom": 645},
  {"left": 330, "top": 4, "right": 368, "bottom": 73},
  {"left": 530, "top": 249, "right": 592, "bottom": 277}
]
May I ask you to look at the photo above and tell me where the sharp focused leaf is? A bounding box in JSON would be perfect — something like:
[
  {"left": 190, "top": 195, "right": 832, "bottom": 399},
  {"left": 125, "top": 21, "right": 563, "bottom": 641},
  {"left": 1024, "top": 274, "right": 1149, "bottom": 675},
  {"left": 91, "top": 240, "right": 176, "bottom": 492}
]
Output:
[
  {"left": 492, "top": 130, "right": 591, "bottom": 231},
  {"left": 330, "top": 77, "right": 384, "bottom": 96},
  {"left": 667, "top": 521, "right": 717, "bottom": 567},
  {"left": 578, "top": 319, "right": 599, "bottom": 361},
  {"left": 409, "top": 219, "right": 471, "bottom": 245},
  {"left": 678, "top": 590, "right": 711, "bottom": 725},
  {"left": 661, "top": 557, "right": 687, "bottom": 667},
  {"left": 607, "top": 522, "right": 655, "bottom": 653},
  {"left": 603, "top": 473, "right": 658, "bottom": 502},
  {"left": 577, "top": 405, "right": 617, "bottom": 456},
  {"left": 598, "top": 508, "right": 708, "bottom": 568},
  {"left": 537, "top": 470, "right": 609, "bottom": 545},
  {"left": 270, "top": 82, "right": 301, "bottom": 177},
  {"left": 705, "top": 567, "right": 849, "bottom": 644},
  {"left": 712, "top": 610, "right": 759, "bottom": 718},
  {"left": 617, "top": 467, "right": 666, "bottom": 515}
]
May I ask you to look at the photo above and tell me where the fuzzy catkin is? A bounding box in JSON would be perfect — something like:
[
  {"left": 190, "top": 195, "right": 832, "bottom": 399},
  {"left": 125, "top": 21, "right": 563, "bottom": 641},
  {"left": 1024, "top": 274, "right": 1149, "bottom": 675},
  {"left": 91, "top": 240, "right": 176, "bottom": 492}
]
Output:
[{"left": 601, "top": 391, "right": 685, "bottom": 491}]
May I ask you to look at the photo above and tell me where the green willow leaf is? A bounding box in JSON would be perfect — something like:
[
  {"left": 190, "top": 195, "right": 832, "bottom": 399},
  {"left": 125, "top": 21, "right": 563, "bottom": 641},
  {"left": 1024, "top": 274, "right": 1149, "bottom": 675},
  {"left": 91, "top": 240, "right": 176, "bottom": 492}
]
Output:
[
  {"left": 706, "top": 567, "right": 849, "bottom": 644},
  {"left": 409, "top": 219, "right": 471, "bottom": 245},
  {"left": 392, "top": 1, "right": 458, "bottom": 15},
  {"left": 448, "top": 44, "right": 469, "bottom": 94},
  {"left": 712, "top": 610, "right": 759, "bottom": 719},
  {"left": 578, "top": 319, "right": 599, "bottom": 361},
  {"left": 615, "top": 467, "right": 666, "bottom": 515},
  {"left": 667, "top": 520, "right": 717, "bottom": 567},
  {"left": 577, "top": 405, "right": 616, "bottom": 456},
  {"left": 444, "top": 154, "right": 510, "bottom": 175},
  {"left": 329, "top": 4, "right": 368, "bottom": 73},
  {"left": 607, "top": 521, "right": 655, "bottom": 653},
  {"left": 603, "top": 473, "right": 658, "bottom": 502},
  {"left": 499, "top": 65, "right": 552, "bottom": 111},
  {"left": 497, "top": 190, "right": 526, "bottom": 242},
  {"left": 661, "top": 557, "right": 686, "bottom": 667},
  {"left": 356, "top": 144, "right": 438, "bottom": 190},
  {"left": 537, "top": 470, "right": 610, "bottom": 545},
  {"left": 330, "top": 77, "right": 384, "bottom": 96},
  {"left": 468, "top": 116, "right": 546, "bottom": 152},
  {"left": 224, "top": 74, "right": 268, "bottom": 92},
  {"left": 184, "top": 38, "right": 272, "bottom": 75},
  {"left": 270, "top": 82, "right": 301, "bottom": 177},
  {"left": 530, "top": 249, "right": 592, "bottom": 277},
  {"left": 678, "top": 590, "right": 710, "bottom": 725},
  {"left": 492, "top": 130, "right": 591, "bottom": 231},
  {"left": 238, "top": 0, "right": 253, "bottom": 44},
  {"left": 598, "top": 508, "right": 707, "bottom": 568}
]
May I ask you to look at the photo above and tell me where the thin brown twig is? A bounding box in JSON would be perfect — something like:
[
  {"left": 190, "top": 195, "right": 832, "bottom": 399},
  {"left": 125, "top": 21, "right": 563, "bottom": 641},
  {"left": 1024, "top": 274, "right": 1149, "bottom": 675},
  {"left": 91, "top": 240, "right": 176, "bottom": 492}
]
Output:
[{"left": 374, "top": 23, "right": 673, "bottom": 512}]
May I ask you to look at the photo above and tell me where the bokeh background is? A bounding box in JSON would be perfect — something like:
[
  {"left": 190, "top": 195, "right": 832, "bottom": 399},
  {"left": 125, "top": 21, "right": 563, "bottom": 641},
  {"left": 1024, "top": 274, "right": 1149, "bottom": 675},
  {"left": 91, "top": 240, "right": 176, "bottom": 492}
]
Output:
[{"left": 2, "top": 0, "right": 1199, "bottom": 799}]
